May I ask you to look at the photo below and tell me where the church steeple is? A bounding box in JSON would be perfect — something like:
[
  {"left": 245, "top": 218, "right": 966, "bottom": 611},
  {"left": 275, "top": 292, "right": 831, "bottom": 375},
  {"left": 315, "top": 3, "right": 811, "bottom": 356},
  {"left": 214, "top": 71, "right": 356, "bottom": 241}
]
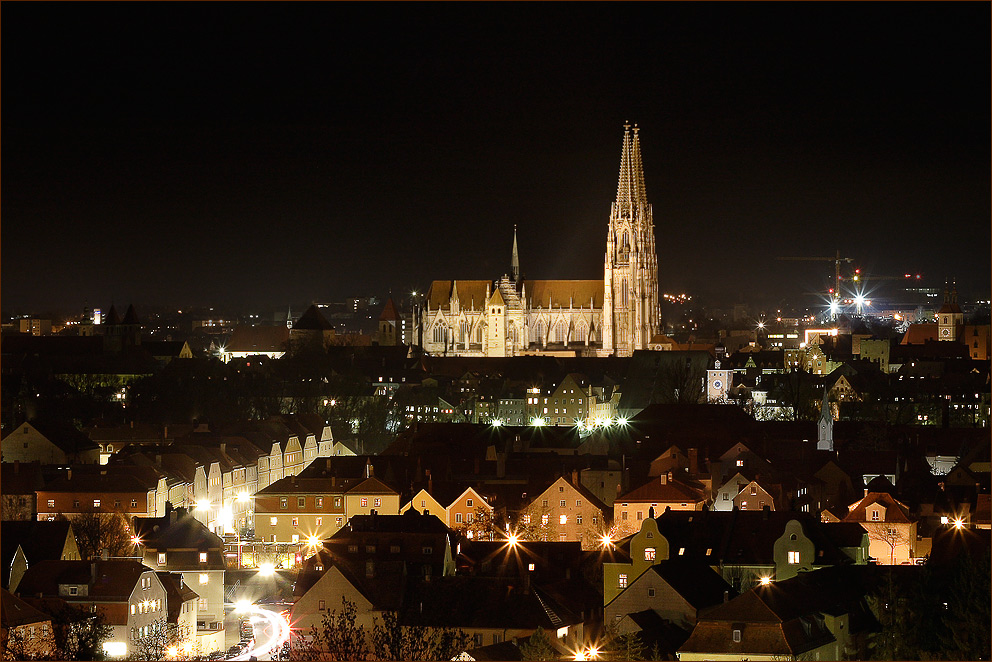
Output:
[
  {"left": 603, "top": 123, "right": 660, "bottom": 356},
  {"left": 511, "top": 224, "right": 520, "bottom": 282}
]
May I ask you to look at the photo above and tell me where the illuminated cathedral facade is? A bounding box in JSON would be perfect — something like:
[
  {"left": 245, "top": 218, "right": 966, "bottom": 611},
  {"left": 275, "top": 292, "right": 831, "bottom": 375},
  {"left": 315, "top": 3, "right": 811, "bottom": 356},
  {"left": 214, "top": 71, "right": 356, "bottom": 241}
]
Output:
[{"left": 416, "top": 124, "right": 660, "bottom": 358}]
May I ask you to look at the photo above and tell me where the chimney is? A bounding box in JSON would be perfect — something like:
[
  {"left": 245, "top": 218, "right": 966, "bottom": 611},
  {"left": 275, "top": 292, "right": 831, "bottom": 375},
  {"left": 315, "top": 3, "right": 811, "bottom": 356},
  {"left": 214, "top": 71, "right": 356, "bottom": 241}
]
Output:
[
  {"left": 331, "top": 475, "right": 336, "bottom": 488},
  {"left": 220, "top": 443, "right": 226, "bottom": 455},
  {"left": 571, "top": 469, "right": 579, "bottom": 486},
  {"left": 689, "top": 448, "right": 698, "bottom": 475},
  {"left": 864, "top": 488, "right": 869, "bottom": 498}
]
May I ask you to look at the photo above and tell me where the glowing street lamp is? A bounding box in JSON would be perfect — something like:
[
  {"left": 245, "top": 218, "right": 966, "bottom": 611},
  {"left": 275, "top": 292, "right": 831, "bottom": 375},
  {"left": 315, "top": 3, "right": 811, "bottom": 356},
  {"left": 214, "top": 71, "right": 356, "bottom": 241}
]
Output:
[
  {"left": 491, "top": 418, "right": 503, "bottom": 427},
  {"left": 952, "top": 518, "right": 965, "bottom": 530},
  {"left": 531, "top": 417, "right": 546, "bottom": 427},
  {"left": 587, "top": 646, "right": 600, "bottom": 660},
  {"left": 616, "top": 416, "right": 628, "bottom": 426},
  {"left": 235, "top": 599, "right": 252, "bottom": 614},
  {"left": 259, "top": 562, "right": 276, "bottom": 577},
  {"left": 600, "top": 534, "right": 613, "bottom": 549},
  {"left": 759, "top": 576, "right": 772, "bottom": 585}
]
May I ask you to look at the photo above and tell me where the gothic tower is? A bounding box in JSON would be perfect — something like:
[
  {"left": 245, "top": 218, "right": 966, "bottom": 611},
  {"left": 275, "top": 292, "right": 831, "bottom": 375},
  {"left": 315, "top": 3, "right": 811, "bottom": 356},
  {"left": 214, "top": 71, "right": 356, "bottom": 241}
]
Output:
[{"left": 603, "top": 123, "right": 660, "bottom": 356}]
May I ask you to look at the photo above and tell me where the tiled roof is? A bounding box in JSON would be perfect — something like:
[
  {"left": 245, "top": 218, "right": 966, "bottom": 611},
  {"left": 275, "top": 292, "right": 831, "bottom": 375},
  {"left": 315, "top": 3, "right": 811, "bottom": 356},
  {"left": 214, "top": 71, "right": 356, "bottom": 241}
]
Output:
[
  {"left": 619, "top": 476, "right": 706, "bottom": 504},
  {"left": 226, "top": 325, "right": 290, "bottom": 353},
  {"left": 426, "top": 280, "right": 491, "bottom": 310},
  {"left": 525, "top": 280, "right": 603, "bottom": 309},
  {"left": 0, "top": 588, "right": 52, "bottom": 627},
  {"left": 17, "top": 560, "right": 151, "bottom": 601}
]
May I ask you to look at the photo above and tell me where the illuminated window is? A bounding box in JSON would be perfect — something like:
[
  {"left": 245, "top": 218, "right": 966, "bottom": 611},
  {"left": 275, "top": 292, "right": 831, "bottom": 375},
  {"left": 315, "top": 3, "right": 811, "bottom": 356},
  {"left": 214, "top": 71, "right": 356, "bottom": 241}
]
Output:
[
  {"left": 270, "top": 517, "right": 277, "bottom": 526},
  {"left": 292, "top": 517, "right": 299, "bottom": 527},
  {"left": 292, "top": 534, "right": 299, "bottom": 543},
  {"left": 199, "top": 552, "right": 207, "bottom": 563},
  {"left": 678, "top": 547, "right": 685, "bottom": 556},
  {"left": 157, "top": 553, "right": 166, "bottom": 565},
  {"left": 316, "top": 517, "right": 322, "bottom": 526},
  {"left": 618, "top": 573, "right": 627, "bottom": 589},
  {"left": 522, "top": 515, "right": 531, "bottom": 524},
  {"left": 736, "top": 460, "right": 744, "bottom": 467},
  {"left": 361, "top": 498, "right": 368, "bottom": 508},
  {"left": 788, "top": 551, "right": 800, "bottom": 564},
  {"left": 733, "top": 629, "right": 741, "bottom": 643},
  {"left": 316, "top": 497, "right": 323, "bottom": 508},
  {"left": 374, "top": 498, "right": 381, "bottom": 508},
  {"left": 542, "top": 514, "right": 549, "bottom": 525},
  {"left": 199, "top": 574, "right": 208, "bottom": 585},
  {"left": 560, "top": 515, "right": 568, "bottom": 525},
  {"left": 280, "top": 498, "right": 288, "bottom": 509},
  {"left": 93, "top": 499, "right": 101, "bottom": 508},
  {"left": 48, "top": 499, "right": 55, "bottom": 508},
  {"left": 644, "top": 547, "right": 656, "bottom": 561}
]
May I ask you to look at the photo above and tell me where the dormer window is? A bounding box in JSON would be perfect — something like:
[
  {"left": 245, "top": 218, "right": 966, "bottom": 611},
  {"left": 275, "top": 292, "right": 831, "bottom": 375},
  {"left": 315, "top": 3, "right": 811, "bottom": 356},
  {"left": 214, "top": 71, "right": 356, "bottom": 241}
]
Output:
[
  {"left": 158, "top": 553, "right": 166, "bottom": 565},
  {"left": 199, "top": 552, "right": 207, "bottom": 563},
  {"left": 871, "top": 510, "right": 880, "bottom": 521}
]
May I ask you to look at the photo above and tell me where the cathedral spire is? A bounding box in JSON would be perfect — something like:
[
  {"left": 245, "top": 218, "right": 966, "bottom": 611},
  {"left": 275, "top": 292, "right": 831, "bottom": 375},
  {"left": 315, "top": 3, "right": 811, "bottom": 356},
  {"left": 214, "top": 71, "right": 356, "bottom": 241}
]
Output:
[
  {"left": 615, "top": 122, "right": 648, "bottom": 210},
  {"left": 511, "top": 224, "right": 520, "bottom": 282}
]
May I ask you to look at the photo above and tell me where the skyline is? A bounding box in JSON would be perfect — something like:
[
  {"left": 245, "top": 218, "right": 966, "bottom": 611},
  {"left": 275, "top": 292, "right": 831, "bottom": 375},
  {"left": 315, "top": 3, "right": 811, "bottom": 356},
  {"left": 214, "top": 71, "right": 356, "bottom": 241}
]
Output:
[{"left": 3, "top": 3, "right": 989, "bottom": 314}]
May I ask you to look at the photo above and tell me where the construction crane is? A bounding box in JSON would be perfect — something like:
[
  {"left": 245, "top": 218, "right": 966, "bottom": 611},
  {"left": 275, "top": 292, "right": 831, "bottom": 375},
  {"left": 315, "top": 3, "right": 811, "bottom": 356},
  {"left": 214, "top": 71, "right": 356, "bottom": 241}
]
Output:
[{"left": 777, "top": 250, "right": 854, "bottom": 314}]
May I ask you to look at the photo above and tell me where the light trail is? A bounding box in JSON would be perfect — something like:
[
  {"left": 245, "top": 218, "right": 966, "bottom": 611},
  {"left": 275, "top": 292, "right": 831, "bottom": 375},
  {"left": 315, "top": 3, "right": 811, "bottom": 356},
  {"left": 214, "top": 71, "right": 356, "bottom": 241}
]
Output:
[{"left": 232, "top": 604, "right": 290, "bottom": 660}]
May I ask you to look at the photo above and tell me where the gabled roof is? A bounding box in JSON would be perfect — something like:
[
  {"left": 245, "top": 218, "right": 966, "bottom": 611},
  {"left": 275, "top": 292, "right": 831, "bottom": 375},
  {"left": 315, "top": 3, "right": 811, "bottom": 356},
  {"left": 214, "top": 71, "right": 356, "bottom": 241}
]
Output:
[
  {"left": 121, "top": 304, "right": 140, "bottom": 325},
  {"left": 379, "top": 297, "right": 401, "bottom": 322},
  {"left": 293, "top": 304, "right": 334, "bottom": 331},
  {"left": 488, "top": 287, "right": 505, "bottom": 307},
  {"left": 643, "top": 560, "right": 733, "bottom": 610},
  {"left": 843, "top": 492, "right": 914, "bottom": 524},
  {"left": 1, "top": 521, "right": 73, "bottom": 583},
  {"left": 347, "top": 476, "right": 399, "bottom": 496}
]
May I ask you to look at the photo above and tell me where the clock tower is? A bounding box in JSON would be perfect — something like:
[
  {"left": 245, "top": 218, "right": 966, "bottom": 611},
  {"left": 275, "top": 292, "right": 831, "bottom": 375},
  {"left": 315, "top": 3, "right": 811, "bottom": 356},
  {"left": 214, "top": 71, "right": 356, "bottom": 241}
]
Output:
[{"left": 937, "top": 283, "right": 963, "bottom": 342}]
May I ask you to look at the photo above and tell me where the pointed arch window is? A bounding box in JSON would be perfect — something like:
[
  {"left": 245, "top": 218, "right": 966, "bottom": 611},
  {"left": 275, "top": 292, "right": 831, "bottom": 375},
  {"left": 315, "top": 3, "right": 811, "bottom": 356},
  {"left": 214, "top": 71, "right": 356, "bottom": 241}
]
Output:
[
  {"left": 432, "top": 323, "right": 447, "bottom": 344},
  {"left": 554, "top": 321, "right": 566, "bottom": 343}
]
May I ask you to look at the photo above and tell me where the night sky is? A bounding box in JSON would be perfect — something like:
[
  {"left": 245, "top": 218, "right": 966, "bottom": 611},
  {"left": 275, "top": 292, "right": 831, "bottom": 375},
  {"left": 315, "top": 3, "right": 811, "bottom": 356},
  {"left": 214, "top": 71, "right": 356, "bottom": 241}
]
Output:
[{"left": 3, "top": 3, "right": 989, "bottom": 314}]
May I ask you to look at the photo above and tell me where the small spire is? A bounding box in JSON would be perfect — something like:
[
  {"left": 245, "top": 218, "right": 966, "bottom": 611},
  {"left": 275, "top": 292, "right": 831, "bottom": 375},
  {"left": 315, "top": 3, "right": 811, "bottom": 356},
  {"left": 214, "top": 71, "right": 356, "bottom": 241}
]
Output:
[{"left": 511, "top": 224, "right": 520, "bottom": 282}]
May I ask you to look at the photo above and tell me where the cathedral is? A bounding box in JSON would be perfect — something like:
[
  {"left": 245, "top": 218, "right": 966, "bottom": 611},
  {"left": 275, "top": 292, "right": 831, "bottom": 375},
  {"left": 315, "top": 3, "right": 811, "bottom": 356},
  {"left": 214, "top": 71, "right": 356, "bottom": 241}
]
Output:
[{"left": 417, "top": 124, "right": 660, "bottom": 358}]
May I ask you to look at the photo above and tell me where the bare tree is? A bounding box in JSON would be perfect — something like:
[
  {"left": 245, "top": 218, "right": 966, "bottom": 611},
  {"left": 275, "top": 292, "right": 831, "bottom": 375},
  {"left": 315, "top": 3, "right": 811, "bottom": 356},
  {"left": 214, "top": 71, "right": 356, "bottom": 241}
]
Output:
[
  {"left": 56, "top": 508, "right": 134, "bottom": 560},
  {"left": 862, "top": 523, "right": 912, "bottom": 565}
]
